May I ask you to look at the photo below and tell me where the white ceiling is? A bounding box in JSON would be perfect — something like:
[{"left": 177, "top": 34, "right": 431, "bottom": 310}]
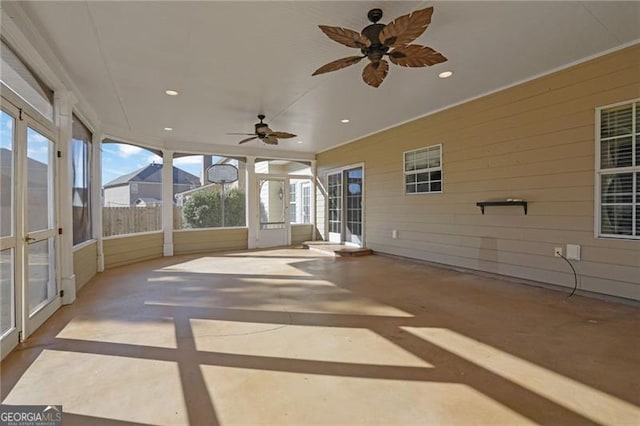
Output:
[{"left": 7, "top": 1, "right": 640, "bottom": 158}]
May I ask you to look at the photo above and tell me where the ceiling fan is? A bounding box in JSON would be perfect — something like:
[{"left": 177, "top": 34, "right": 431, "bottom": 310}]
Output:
[
  {"left": 312, "top": 7, "right": 447, "bottom": 88},
  {"left": 228, "top": 114, "right": 297, "bottom": 145}
]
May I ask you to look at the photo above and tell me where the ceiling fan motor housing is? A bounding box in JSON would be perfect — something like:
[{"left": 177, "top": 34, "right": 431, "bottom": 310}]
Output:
[
  {"left": 255, "top": 114, "right": 268, "bottom": 136},
  {"left": 361, "top": 23, "right": 389, "bottom": 62},
  {"left": 255, "top": 123, "right": 268, "bottom": 135}
]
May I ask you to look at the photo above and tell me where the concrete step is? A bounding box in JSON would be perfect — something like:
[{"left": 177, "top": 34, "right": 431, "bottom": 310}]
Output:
[
  {"left": 302, "top": 241, "right": 373, "bottom": 257},
  {"left": 334, "top": 247, "right": 374, "bottom": 257}
]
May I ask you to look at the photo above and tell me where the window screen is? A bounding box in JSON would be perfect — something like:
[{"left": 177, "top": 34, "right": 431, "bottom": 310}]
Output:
[{"left": 71, "top": 115, "right": 92, "bottom": 245}]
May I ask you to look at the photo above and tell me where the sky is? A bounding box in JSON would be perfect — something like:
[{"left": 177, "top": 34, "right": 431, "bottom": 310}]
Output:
[
  {"left": 1, "top": 110, "right": 51, "bottom": 166},
  {"left": 0, "top": 110, "right": 13, "bottom": 152}
]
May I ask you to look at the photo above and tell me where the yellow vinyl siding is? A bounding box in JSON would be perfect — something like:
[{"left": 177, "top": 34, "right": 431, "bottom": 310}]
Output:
[
  {"left": 73, "top": 241, "right": 97, "bottom": 291},
  {"left": 317, "top": 44, "right": 640, "bottom": 300},
  {"left": 173, "top": 228, "right": 248, "bottom": 255},
  {"left": 103, "top": 232, "right": 163, "bottom": 269},
  {"left": 291, "top": 224, "right": 314, "bottom": 245}
]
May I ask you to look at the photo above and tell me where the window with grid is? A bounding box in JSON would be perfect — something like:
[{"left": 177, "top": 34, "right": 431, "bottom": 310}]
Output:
[
  {"left": 328, "top": 173, "right": 342, "bottom": 233},
  {"left": 404, "top": 144, "right": 442, "bottom": 194},
  {"left": 597, "top": 99, "right": 639, "bottom": 239},
  {"left": 289, "top": 183, "right": 297, "bottom": 223},
  {"left": 301, "top": 182, "right": 311, "bottom": 223}
]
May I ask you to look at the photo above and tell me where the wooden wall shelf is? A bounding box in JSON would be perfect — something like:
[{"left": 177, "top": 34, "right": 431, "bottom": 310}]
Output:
[{"left": 476, "top": 200, "right": 528, "bottom": 215}]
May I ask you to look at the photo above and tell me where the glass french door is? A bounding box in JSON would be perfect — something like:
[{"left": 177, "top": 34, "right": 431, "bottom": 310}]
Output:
[
  {"left": 327, "top": 172, "right": 342, "bottom": 243},
  {"left": 1, "top": 99, "right": 60, "bottom": 360},
  {"left": 345, "top": 168, "right": 363, "bottom": 245},
  {"left": 327, "top": 166, "right": 364, "bottom": 246},
  {"left": 24, "top": 124, "right": 59, "bottom": 334},
  {"left": 256, "top": 177, "right": 289, "bottom": 248}
]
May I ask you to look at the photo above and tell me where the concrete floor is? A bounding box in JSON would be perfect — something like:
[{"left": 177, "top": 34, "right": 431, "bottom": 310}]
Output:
[{"left": 1, "top": 248, "right": 639, "bottom": 425}]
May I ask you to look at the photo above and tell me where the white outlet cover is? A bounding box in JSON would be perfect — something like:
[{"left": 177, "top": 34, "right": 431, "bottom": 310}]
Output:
[{"left": 566, "top": 244, "right": 581, "bottom": 260}]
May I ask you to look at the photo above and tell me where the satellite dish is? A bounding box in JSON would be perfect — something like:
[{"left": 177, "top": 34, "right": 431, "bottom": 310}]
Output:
[{"left": 207, "top": 164, "right": 238, "bottom": 184}]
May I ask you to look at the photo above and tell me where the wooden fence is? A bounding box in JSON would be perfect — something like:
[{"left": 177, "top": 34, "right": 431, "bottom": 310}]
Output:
[{"left": 102, "top": 207, "right": 185, "bottom": 236}]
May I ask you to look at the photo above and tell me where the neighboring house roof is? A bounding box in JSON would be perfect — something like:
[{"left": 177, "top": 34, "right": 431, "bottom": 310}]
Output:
[{"left": 104, "top": 163, "right": 200, "bottom": 188}]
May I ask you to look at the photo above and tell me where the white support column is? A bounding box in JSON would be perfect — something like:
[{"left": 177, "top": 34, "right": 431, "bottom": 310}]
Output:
[
  {"left": 55, "top": 91, "right": 76, "bottom": 304},
  {"left": 162, "top": 150, "right": 174, "bottom": 256},
  {"left": 92, "top": 133, "right": 105, "bottom": 272},
  {"left": 246, "top": 156, "right": 258, "bottom": 249},
  {"left": 310, "top": 159, "right": 317, "bottom": 241}
]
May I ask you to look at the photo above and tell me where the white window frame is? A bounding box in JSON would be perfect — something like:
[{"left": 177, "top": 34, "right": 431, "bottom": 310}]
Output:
[
  {"left": 594, "top": 98, "right": 639, "bottom": 240},
  {"left": 403, "top": 144, "right": 443, "bottom": 195},
  {"left": 0, "top": 39, "right": 54, "bottom": 123}
]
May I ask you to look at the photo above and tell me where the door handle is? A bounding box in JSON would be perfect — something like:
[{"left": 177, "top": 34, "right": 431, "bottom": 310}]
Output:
[{"left": 25, "top": 236, "right": 35, "bottom": 243}]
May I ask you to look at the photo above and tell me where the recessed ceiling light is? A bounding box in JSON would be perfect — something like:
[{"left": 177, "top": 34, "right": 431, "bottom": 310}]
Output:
[
  {"left": 164, "top": 127, "right": 173, "bottom": 131},
  {"left": 165, "top": 90, "right": 178, "bottom": 96},
  {"left": 297, "top": 140, "right": 303, "bottom": 144},
  {"left": 341, "top": 119, "right": 350, "bottom": 123},
  {"left": 438, "top": 71, "right": 453, "bottom": 79}
]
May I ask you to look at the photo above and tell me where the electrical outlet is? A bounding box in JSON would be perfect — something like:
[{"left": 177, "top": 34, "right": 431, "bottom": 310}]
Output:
[
  {"left": 566, "top": 244, "right": 581, "bottom": 260},
  {"left": 392, "top": 229, "right": 398, "bottom": 239},
  {"left": 554, "top": 247, "right": 563, "bottom": 257}
]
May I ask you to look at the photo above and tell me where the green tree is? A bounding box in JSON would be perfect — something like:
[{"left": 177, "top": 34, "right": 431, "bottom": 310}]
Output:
[{"left": 182, "top": 188, "right": 245, "bottom": 228}]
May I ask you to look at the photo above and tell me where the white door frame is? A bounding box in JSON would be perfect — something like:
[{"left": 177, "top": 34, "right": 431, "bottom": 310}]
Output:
[
  {"left": 23, "top": 117, "right": 61, "bottom": 338},
  {"left": 254, "top": 172, "right": 314, "bottom": 248},
  {"left": 1, "top": 92, "right": 61, "bottom": 359},
  {"left": 255, "top": 174, "right": 289, "bottom": 248},
  {"left": 0, "top": 100, "right": 22, "bottom": 359},
  {"left": 325, "top": 163, "right": 365, "bottom": 247},
  {"left": 326, "top": 171, "right": 343, "bottom": 244}
]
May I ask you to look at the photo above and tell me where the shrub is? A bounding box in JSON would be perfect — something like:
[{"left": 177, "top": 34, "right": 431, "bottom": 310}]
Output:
[{"left": 182, "top": 188, "right": 245, "bottom": 228}]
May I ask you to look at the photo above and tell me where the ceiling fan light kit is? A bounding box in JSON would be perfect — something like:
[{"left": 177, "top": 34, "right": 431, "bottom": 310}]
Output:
[{"left": 313, "top": 7, "right": 447, "bottom": 88}]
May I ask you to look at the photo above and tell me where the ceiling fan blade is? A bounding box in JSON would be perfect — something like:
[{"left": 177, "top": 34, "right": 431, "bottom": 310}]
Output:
[
  {"left": 312, "top": 55, "right": 365, "bottom": 76},
  {"left": 318, "top": 25, "right": 371, "bottom": 49},
  {"left": 264, "top": 135, "right": 279, "bottom": 145},
  {"left": 271, "top": 131, "right": 296, "bottom": 139},
  {"left": 362, "top": 59, "right": 389, "bottom": 88},
  {"left": 388, "top": 45, "right": 447, "bottom": 67},
  {"left": 379, "top": 7, "right": 434, "bottom": 48},
  {"left": 228, "top": 133, "right": 256, "bottom": 136},
  {"left": 238, "top": 136, "right": 258, "bottom": 144}
]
